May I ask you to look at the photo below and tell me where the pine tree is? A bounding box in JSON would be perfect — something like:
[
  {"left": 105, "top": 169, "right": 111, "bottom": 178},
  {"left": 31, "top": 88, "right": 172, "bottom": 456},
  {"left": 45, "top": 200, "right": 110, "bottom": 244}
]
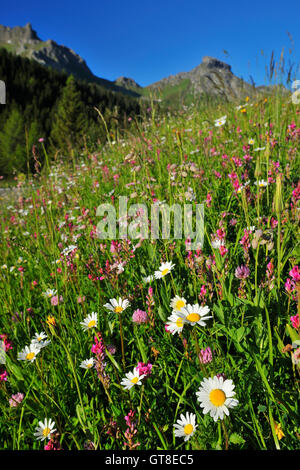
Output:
[
  {"left": 0, "top": 108, "right": 26, "bottom": 177},
  {"left": 50, "top": 75, "right": 87, "bottom": 155}
]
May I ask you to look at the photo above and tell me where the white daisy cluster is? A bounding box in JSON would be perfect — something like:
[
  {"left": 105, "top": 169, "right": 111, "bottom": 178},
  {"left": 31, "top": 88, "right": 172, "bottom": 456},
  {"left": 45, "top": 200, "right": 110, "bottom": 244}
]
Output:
[
  {"left": 174, "top": 376, "right": 239, "bottom": 442},
  {"left": 18, "top": 331, "right": 51, "bottom": 363},
  {"left": 165, "top": 295, "right": 212, "bottom": 334}
]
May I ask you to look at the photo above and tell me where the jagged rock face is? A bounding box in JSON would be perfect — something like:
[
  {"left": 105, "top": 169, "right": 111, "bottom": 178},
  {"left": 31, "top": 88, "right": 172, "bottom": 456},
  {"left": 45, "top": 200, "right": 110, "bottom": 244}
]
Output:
[
  {"left": 0, "top": 23, "right": 94, "bottom": 80},
  {"left": 0, "top": 23, "right": 39, "bottom": 42},
  {"left": 31, "top": 40, "right": 94, "bottom": 80},
  {"left": 148, "top": 56, "right": 254, "bottom": 101}
]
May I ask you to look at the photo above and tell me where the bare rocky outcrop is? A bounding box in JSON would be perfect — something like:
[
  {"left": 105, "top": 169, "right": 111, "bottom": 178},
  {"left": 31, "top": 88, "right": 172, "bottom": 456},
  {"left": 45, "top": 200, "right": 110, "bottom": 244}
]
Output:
[{"left": 148, "top": 56, "right": 255, "bottom": 101}]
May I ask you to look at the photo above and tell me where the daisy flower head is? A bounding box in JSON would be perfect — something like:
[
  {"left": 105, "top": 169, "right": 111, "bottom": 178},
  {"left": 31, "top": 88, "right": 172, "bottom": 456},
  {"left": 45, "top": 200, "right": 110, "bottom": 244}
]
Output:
[
  {"left": 178, "top": 303, "right": 212, "bottom": 327},
  {"left": 34, "top": 418, "right": 56, "bottom": 441},
  {"left": 214, "top": 115, "right": 227, "bottom": 127},
  {"left": 165, "top": 312, "right": 185, "bottom": 335},
  {"left": 211, "top": 238, "right": 225, "bottom": 249},
  {"left": 196, "top": 375, "right": 239, "bottom": 422},
  {"left": 142, "top": 275, "right": 154, "bottom": 284},
  {"left": 254, "top": 179, "right": 268, "bottom": 188},
  {"left": 42, "top": 289, "right": 57, "bottom": 299},
  {"left": 31, "top": 331, "right": 51, "bottom": 349},
  {"left": 170, "top": 295, "right": 186, "bottom": 312},
  {"left": 173, "top": 412, "right": 197, "bottom": 442},
  {"left": 103, "top": 297, "right": 130, "bottom": 314},
  {"left": 154, "top": 261, "right": 175, "bottom": 279},
  {"left": 80, "top": 312, "right": 98, "bottom": 332},
  {"left": 121, "top": 367, "right": 145, "bottom": 390},
  {"left": 17, "top": 343, "right": 41, "bottom": 362},
  {"left": 80, "top": 358, "right": 95, "bottom": 370}
]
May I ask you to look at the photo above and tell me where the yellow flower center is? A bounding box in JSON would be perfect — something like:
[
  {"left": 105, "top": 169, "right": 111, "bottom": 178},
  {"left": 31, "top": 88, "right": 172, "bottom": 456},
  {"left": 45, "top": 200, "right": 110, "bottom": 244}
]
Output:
[
  {"left": 176, "top": 318, "right": 184, "bottom": 328},
  {"left": 87, "top": 363, "right": 93, "bottom": 368},
  {"left": 131, "top": 377, "right": 139, "bottom": 384},
  {"left": 184, "top": 424, "right": 194, "bottom": 435},
  {"left": 88, "top": 319, "right": 96, "bottom": 328},
  {"left": 161, "top": 268, "right": 169, "bottom": 276},
  {"left": 42, "top": 427, "right": 51, "bottom": 437},
  {"left": 26, "top": 352, "right": 35, "bottom": 360},
  {"left": 115, "top": 306, "right": 123, "bottom": 313},
  {"left": 209, "top": 389, "right": 226, "bottom": 407},
  {"left": 175, "top": 300, "right": 185, "bottom": 310},
  {"left": 186, "top": 313, "right": 200, "bottom": 323}
]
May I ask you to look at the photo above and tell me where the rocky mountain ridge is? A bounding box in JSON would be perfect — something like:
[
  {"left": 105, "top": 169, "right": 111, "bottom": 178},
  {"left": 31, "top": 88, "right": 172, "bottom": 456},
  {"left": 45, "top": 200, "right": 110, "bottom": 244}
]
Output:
[{"left": 0, "top": 23, "right": 288, "bottom": 105}]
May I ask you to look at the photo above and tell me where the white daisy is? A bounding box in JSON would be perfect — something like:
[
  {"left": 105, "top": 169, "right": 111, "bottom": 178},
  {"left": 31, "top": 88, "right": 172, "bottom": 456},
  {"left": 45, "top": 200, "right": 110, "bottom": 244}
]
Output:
[
  {"left": 154, "top": 261, "right": 175, "bottom": 279},
  {"left": 196, "top": 375, "right": 239, "bottom": 422},
  {"left": 177, "top": 304, "right": 212, "bottom": 326},
  {"left": 34, "top": 418, "right": 56, "bottom": 441},
  {"left": 103, "top": 297, "right": 130, "bottom": 314},
  {"left": 248, "top": 138, "right": 255, "bottom": 145},
  {"left": 214, "top": 115, "right": 227, "bottom": 127},
  {"left": 142, "top": 275, "right": 154, "bottom": 284},
  {"left": 17, "top": 343, "right": 42, "bottom": 362},
  {"left": 170, "top": 295, "right": 186, "bottom": 312},
  {"left": 31, "top": 331, "right": 51, "bottom": 349},
  {"left": 61, "top": 245, "right": 77, "bottom": 255},
  {"left": 237, "top": 180, "right": 250, "bottom": 193},
  {"left": 211, "top": 238, "right": 225, "bottom": 249},
  {"left": 80, "top": 358, "right": 95, "bottom": 369},
  {"left": 80, "top": 312, "right": 98, "bottom": 331},
  {"left": 165, "top": 312, "right": 185, "bottom": 335},
  {"left": 173, "top": 412, "right": 198, "bottom": 441},
  {"left": 42, "top": 288, "right": 57, "bottom": 299},
  {"left": 120, "top": 367, "right": 145, "bottom": 390},
  {"left": 254, "top": 179, "right": 268, "bottom": 188}
]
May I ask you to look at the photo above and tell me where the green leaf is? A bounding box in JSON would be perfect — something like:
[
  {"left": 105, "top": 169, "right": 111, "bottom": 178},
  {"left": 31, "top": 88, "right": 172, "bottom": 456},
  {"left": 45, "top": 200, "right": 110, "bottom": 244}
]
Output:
[
  {"left": 286, "top": 324, "right": 300, "bottom": 345},
  {"left": 229, "top": 432, "right": 245, "bottom": 445},
  {"left": 157, "top": 305, "right": 167, "bottom": 322},
  {"left": 257, "top": 404, "right": 267, "bottom": 413}
]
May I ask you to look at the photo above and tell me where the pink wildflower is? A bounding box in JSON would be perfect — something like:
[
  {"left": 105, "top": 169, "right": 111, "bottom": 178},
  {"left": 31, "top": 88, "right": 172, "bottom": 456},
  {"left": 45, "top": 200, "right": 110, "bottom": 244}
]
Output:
[
  {"left": 290, "top": 314, "right": 300, "bottom": 330},
  {"left": 9, "top": 392, "right": 24, "bottom": 407},
  {"left": 132, "top": 309, "right": 149, "bottom": 324},
  {"left": 289, "top": 266, "right": 300, "bottom": 283},
  {"left": 198, "top": 346, "right": 213, "bottom": 364}
]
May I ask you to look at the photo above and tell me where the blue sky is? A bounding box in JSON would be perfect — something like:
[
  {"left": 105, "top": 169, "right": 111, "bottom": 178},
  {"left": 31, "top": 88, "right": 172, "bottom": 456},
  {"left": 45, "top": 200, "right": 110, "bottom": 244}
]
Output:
[{"left": 2, "top": 0, "right": 300, "bottom": 87}]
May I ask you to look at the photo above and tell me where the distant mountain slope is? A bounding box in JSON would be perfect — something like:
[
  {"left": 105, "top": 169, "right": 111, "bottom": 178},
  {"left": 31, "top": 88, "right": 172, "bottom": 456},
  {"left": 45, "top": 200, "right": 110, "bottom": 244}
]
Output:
[
  {"left": 146, "top": 56, "right": 257, "bottom": 105},
  {"left": 0, "top": 23, "right": 141, "bottom": 98},
  {"left": 0, "top": 24, "right": 289, "bottom": 107}
]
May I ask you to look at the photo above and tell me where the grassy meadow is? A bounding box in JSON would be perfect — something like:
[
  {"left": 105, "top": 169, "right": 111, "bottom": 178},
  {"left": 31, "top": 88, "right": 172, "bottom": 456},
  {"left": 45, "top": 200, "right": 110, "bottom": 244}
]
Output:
[{"left": 0, "top": 93, "right": 299, "bottom": 450}]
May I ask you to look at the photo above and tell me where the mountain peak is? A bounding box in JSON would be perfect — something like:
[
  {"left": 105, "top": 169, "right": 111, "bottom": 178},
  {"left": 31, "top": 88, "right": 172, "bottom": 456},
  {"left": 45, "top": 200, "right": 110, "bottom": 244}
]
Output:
[
  {"left": 201, "top": 56, "right": 231, "bottom": 71},
  {"left": 114, "top": 76, "right": 141, "bottom": 89},
  {"left": 0, "top": 23, "right": 40, "bottom": 42}
]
